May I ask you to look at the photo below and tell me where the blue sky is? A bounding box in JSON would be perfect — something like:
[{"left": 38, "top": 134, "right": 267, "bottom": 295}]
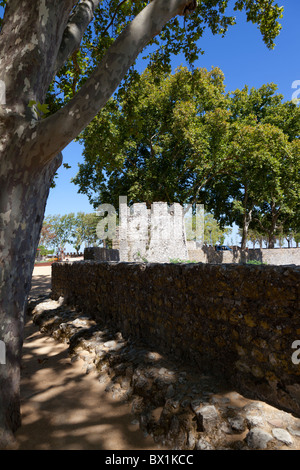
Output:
[{"left": 44, "top": 1, "right": 300, "bottom": 246}]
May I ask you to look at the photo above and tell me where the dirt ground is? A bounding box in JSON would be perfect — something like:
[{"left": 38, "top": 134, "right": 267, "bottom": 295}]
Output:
[{"left": 13, "top": 265, "right": 164, "bottom": 450}]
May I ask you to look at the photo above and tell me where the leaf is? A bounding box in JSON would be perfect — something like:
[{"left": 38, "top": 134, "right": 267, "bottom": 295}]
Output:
[
  {"left": 37, "top": 102, "right": 50, "bottom": 116},
  {"left": 28, "top": 100, "right": 37, "bottom": 108}
]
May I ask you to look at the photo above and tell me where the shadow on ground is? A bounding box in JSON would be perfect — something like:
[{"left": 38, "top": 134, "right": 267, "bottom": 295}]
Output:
[
  {"left": 14, "top": 313, "right": 164, "bottom": 450},
  {"left": 13, "top": 270, "right": 164, "bottom": 450},
  {"left": 29, "top": 274, "right": 51, "bottom": 300}
]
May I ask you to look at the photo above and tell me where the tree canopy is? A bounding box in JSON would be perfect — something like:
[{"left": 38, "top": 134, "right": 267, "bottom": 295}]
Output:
[
  {"left": 73, "top": 66, "right": 230, "bottom": 207},
  {"left": 44, "top": 0, "right": 283, "bottom": 113},
  {"left": 73, "top": 64, "right": 300, "bottom": 248}
]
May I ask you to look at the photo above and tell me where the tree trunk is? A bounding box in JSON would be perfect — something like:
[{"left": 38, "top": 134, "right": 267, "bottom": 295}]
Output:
[
  {"left": 0, "top": 0, "right": 197, "bottom": 449},
  {"left": 241, "top": 209, "right": 253, "bottom": 251},
  {"left": 268, "top": 204, "right": 280, "bottom": 249},
  {"left": 0, "top": 148, "right": 61, "bottom": 447}
]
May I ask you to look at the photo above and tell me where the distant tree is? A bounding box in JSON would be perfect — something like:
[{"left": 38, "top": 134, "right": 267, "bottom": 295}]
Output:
[
  {"left": 39, "top": 222, "right": 56, "bottom": 249},
  {"left": 211, "top": 123, "right": 300, "bottom": 249},
  {"left": 70, "top": 212, "right": 100, "bottom": 253},
  {"left": 44, "top": 213, "right": 75, "bottom": 252},
  {"left": 294, "top": 232, "right": 300, "bottom": 248},
  {"left": 247, "top": 228, "right": 261, "bottom": 249},
  {"left": 203, "top": 213, "right": 231, "bottom": 246},
  {"left": 42, "top": 212, "right": 101, "bottom": 255},
  {"left": 186, "top": 211, "right": 231, "bottom": 245}
]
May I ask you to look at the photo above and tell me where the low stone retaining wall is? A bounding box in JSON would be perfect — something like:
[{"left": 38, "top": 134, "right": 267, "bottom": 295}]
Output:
[
  {"left": 51, "top": 261, "right": 300, "bottom": 417},
  {"left": 187, "top": 246, "right": 300, "bottom": 265}
]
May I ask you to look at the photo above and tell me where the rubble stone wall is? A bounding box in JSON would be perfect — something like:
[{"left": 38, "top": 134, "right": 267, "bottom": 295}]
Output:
[
  {"left": 51, "top": 261, "right": 300, "bottom": 416},
  {"left": 84, "top": 247, "right": 120, "bottom": 262}
]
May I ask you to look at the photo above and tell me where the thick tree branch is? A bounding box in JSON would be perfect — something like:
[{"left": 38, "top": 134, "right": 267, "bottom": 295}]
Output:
[
  {"left": 30, "top": 0, "right": 196, "bottom": 167},
  {"left": 55, "top": 0, "right": 101, "bottom": 75}
]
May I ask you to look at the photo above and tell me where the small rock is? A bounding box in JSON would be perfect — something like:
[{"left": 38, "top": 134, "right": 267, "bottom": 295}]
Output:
[
  {"left": 103, "top": 340, "right": 118, "bottom": 349},
  {"left": 133, "top": 374, "right": 149, "bottom": 392},
  {"left": 245, "top": 415, "right": 264, "bottom": 428},
  {"left": 98, "top": 374, "right": 109, "bottom": 384},
  {"left": 272, "top": 428, "right": 293, "bottom": 446},
  {"left": 228, "top": 416, "right": 246, "bottom": 433},
  {"left": 165, "top": 398, "right": 180, "bottom": 411},
  {"left": 220, "top": 421, "right": 232, "bottom": 434},
  {"left": 72, "top": 318, "right": 90, "bottom": 327},
  {"left": 267, "top": 418, "right": 286, "bottom": 428},
  {"left": 287, "top": 425, "right": 300, "bottom": 437},
  {"left": 120, "top": 376, "right": 131, "bottom": 390},
  {"left": 197, "top": 405, "right": 219, "bottom": 422},
  {"left": 187, "top": 431, "right": 196, "bottom": 449},
  {"left": 169, "top": 415, "right": 180, "bottom": 435},
  {"left": 245, "top": 428, "right": 273, "bottom": 449},
  {"left": 211, "top": 396, "right": 230, "bottom": 405},
  {"left": 166, "top": 384, "right": 175, "bottom": 398},
  {"left": 195, "top": 438, "right": 214, "bottom": 450},
  {"left": 195, "top": 404, "right": 220, "bottom": 432}
]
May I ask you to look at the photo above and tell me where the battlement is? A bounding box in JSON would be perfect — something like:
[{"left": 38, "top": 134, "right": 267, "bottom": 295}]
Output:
[{"left": 119, "top": 200, "right": 189, "bottom": 262}]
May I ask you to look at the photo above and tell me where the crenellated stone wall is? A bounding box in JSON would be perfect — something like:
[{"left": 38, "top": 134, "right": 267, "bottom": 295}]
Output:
[
  {"left": 51, "top": 261, "right": 300, "bottom": 417},
  {"left": 119, "top": 201, "right": 189, "bottom": 262}
]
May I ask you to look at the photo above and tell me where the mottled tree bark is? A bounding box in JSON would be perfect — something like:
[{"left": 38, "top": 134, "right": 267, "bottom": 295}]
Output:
[
  {"left": 0, "top": 149, "right": 62, "bottom": 445},
  {"left": 0, "top": 0, "right": 195, "bottom": 447}
]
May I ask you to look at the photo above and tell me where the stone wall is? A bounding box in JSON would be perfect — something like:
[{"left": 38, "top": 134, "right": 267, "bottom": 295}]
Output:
[
  {"left": 84, "top": 247, "right": 120, "bottom": 262},
  {"left": 187, "top": 245, "right": 300, "bottom": 266},
  {"left": 51, "top": 261, "right": 300, "bottom": 416}
]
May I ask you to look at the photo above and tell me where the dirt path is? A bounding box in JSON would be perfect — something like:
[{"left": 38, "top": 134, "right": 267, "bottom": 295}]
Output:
[{"left": 13, "top": 265, "right": 164, "bottom": 450}]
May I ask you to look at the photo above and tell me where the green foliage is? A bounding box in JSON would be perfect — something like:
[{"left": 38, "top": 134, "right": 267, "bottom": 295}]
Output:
[
  {"left": 0, "top": 1, "right": 284, "bottom": 113},
  {"left": 169, "top": 258, "right": 197, "bottom": 264},
  {"left": 42, "top": 213, "right": 75, "bottom": 250},
  {"left": 41, "top": 212, "right": 101, "bottom": 252},
  {"left": 42, "top": 0, "right": 283, "bottom": 115},
  {"left": 246, "top": 260, "right": 267, "bottom": 265},
  {"left": 73, "top": 65, "right": 231, "bottom": 209},
  {"left": 233, "top": 0, "right": 283, "bottom": 49},
  {"left": 71, "top": 212, "right": 100, "bottom": 252},
  {"left": 135, "top": 251, "right": 148, "bottom": 263},
  {"left": 36, "top": 245, "right": 51, "bottom": 257},
  {"left": 185, "top": 211, "right": 231, "bottom": 245},
  {"left": 73, "top": 63, "right": 300, "bottom": 249},
  {"left": 28, "top": 100, "right": 50, "bottom": 119}
]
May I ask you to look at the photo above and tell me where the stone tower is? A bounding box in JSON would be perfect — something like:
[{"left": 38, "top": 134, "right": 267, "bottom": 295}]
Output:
[{"left": 118, "top": 200, "right": 189, "bottom": 262}]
